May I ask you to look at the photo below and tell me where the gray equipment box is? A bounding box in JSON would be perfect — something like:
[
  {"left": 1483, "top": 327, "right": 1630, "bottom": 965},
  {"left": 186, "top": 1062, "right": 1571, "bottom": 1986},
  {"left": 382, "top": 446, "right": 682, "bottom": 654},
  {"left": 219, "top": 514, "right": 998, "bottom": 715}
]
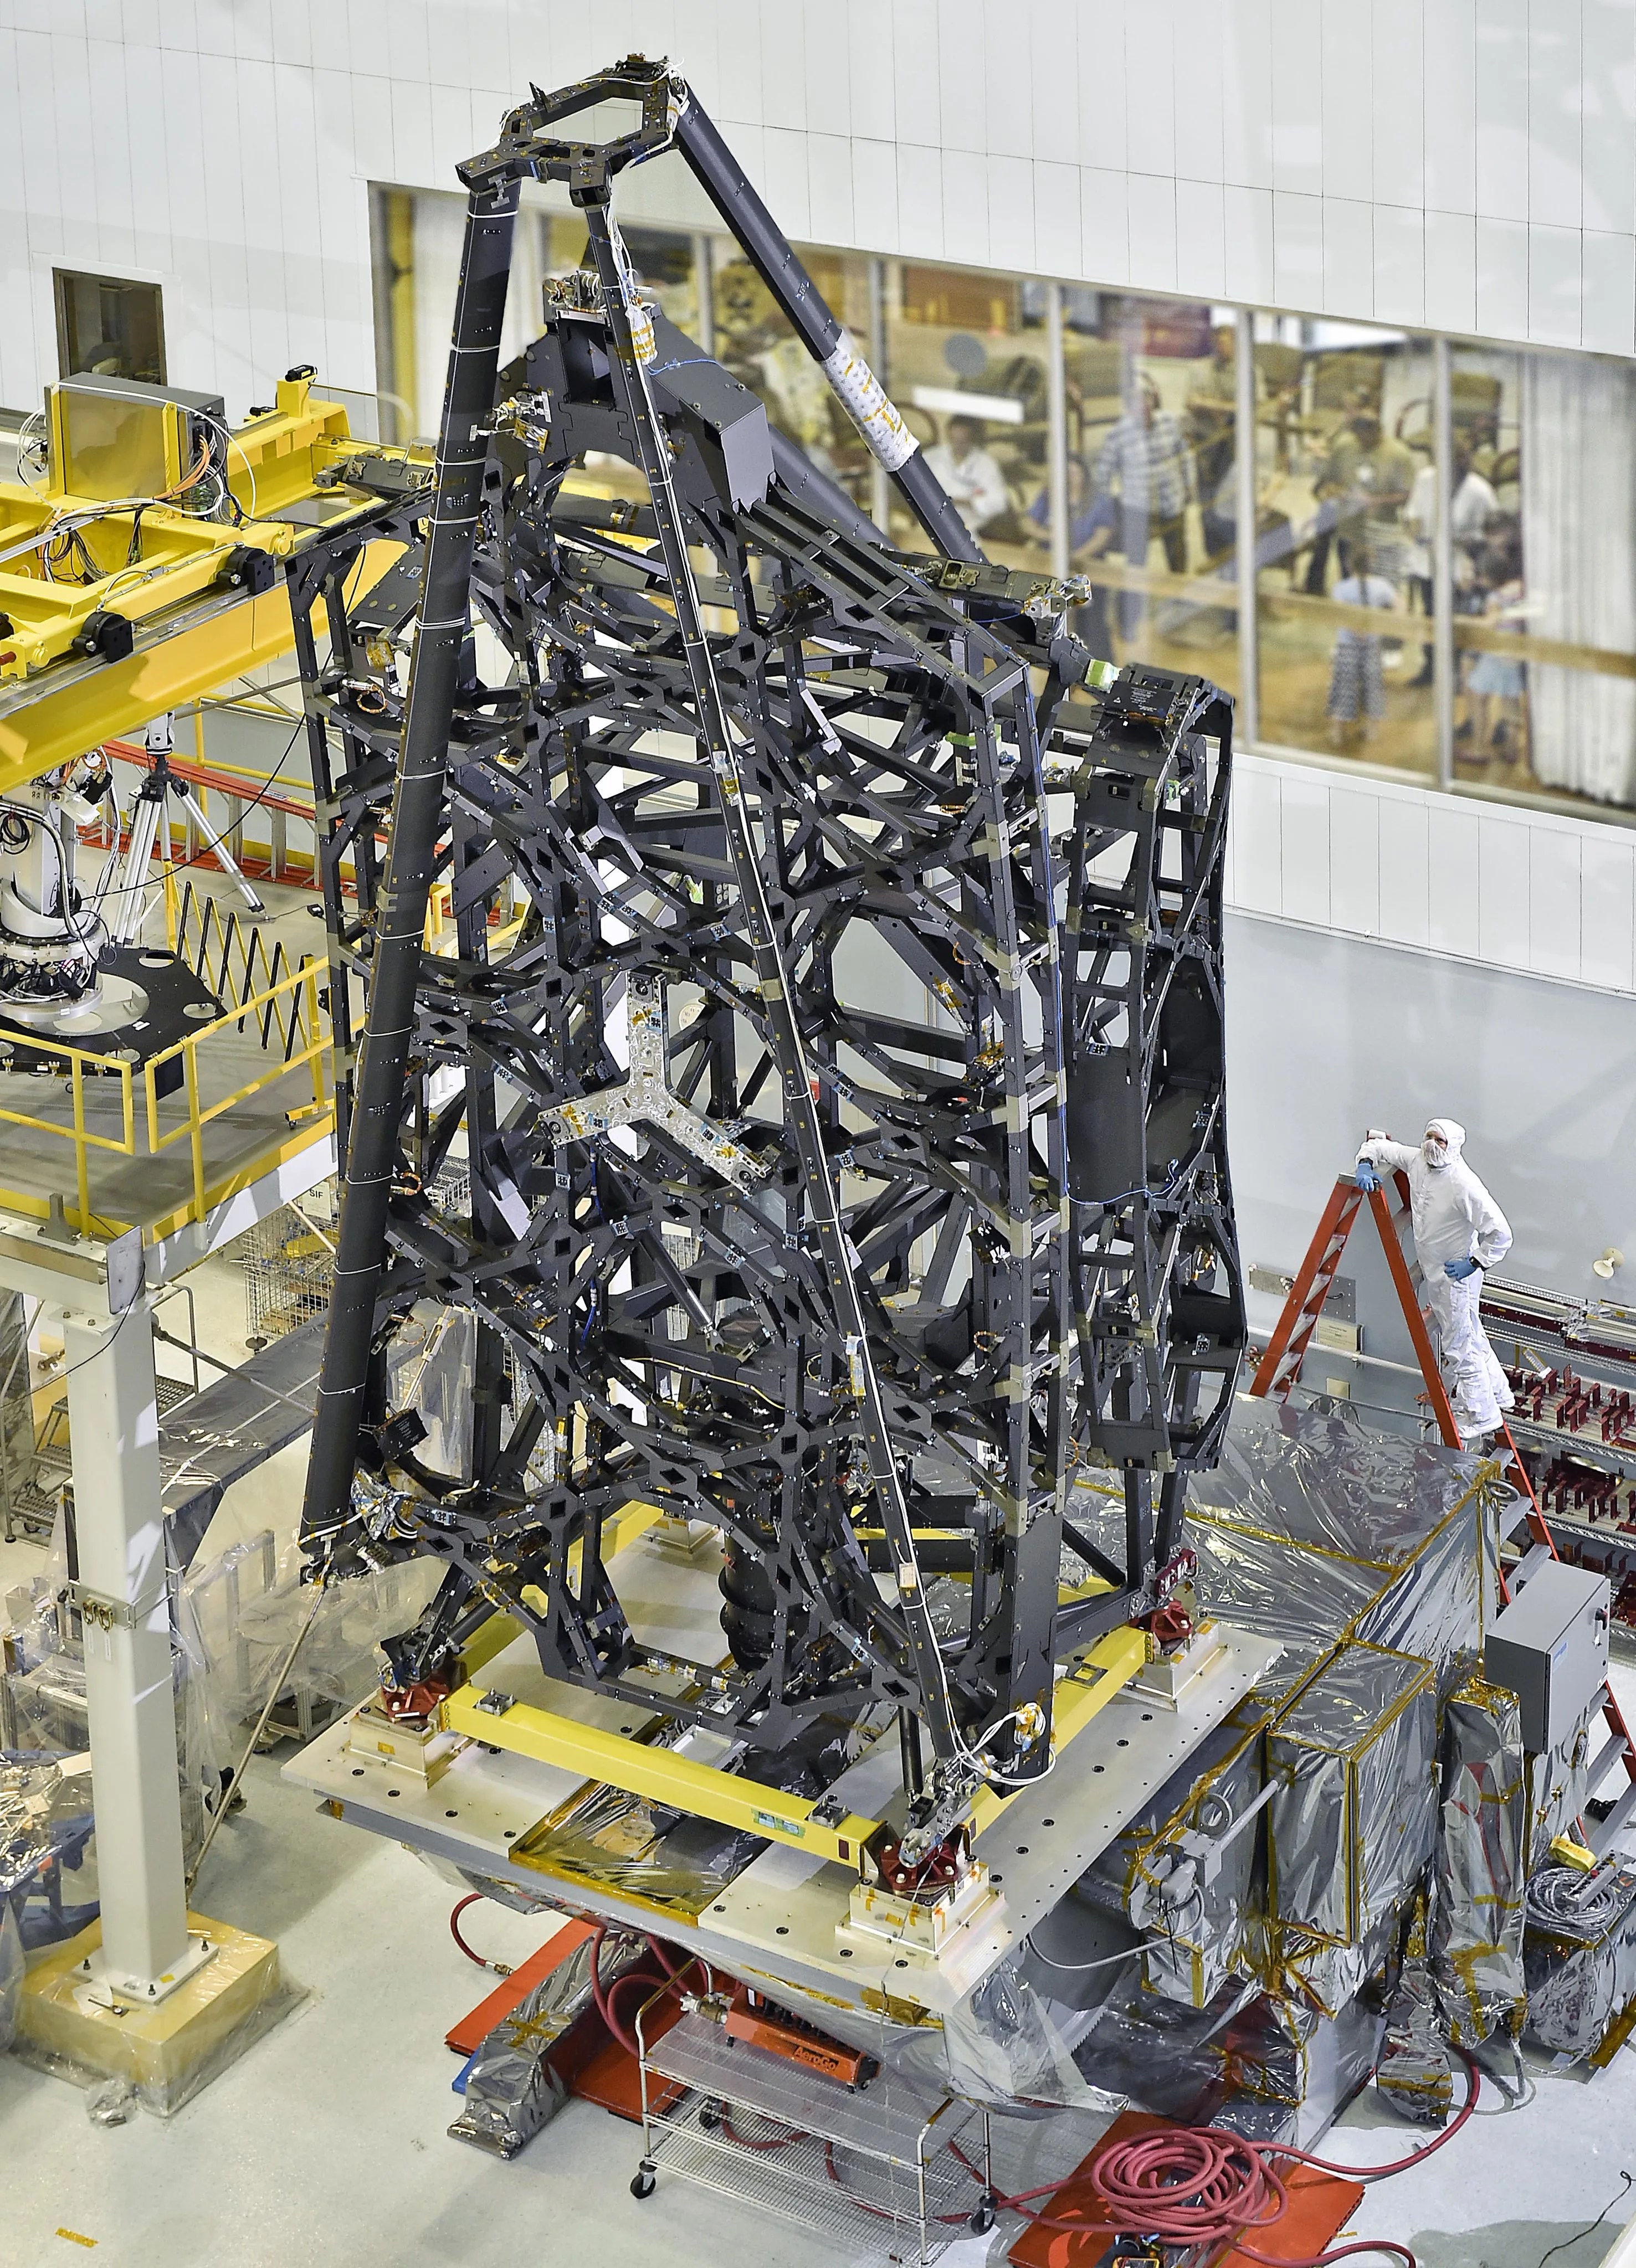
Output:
[{"left": 1487, "top": 1562, "right": 1610, "bottom": 1753}]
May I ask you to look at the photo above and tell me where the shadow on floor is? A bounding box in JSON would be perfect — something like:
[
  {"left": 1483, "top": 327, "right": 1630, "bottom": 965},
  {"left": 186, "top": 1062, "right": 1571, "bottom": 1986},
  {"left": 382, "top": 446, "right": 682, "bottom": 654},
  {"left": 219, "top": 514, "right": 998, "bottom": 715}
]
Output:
[
  {"left": 1408, "top": 2218, "right": 1628, "bottom": 2268},
  {"left": 192, "top": 1750, "right": 366, "bottom": 1941}
]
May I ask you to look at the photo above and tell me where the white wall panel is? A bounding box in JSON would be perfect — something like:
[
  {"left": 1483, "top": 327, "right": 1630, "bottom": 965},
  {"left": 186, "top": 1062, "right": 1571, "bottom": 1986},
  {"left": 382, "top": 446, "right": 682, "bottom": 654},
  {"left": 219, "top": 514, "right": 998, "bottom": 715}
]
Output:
[
  {"left": 1581, "top": 831, "right": 1636, "bottom": 994},
  {"left": 1476, "top": 213, "right": 1531, "bottom": 337},
  {"left": 1278, "top": 770, "right": 1331, "bottom": 928},
  {"left": 1476, "top": 813, "right": 1531, "bottom": 964},
  {"left": 1175, "top": 177, "right": 1226, "bottom": 302},
  {"left": 1225, "top": 755, "right": 1636, "bottom": 1002},
  {"left": 1231, "top": 765, "right": 1284, "bottom": 917},
  {"left": 12, "top": 3, "right": 1636, "bottom": 427},
  {"left": 1377, "top": 792, "right": 1432, "bottom": 949},
  {"left": 1527, "top": 824, "right": 1583, "bottom": 981},
  {"left": 1328, "top": 788, "right": 1381, "bottom": 939},
  {"left": 1322, "top": 198, "right": 1373, "bottom": 317},
  {"left": 1269, "top": 0, "right": 1322, "bottom": 200}
]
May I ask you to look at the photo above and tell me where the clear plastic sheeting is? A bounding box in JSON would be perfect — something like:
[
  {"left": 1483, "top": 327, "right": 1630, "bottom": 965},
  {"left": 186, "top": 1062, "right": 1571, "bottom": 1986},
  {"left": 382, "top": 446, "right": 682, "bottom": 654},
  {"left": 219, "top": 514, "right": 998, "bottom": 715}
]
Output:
[
  {"left": 1064, "top": 1968, "right": 1379, "bottom": 2144},
  {"left": 180, "top": 1542, "right": 444, "bottom": 1732},
  {"left": 1269, "top": 1643, "right": 1439, "bottom": 1948},
  {"left": 0, "top": 1752, "right": 65, "bottom": 1894},
  {"left": 1523, "top": 1862, "right": 1636, "bottom": 2061},
  {"left": 384, "top": 1301, "right": 476, "bottom": 1482},
  {"left": 1432, "top": 1678, "right": 1527, "bottom": 2047},
  {"left": 1080, "top": 1704, "right": 1266, "bottom": 2010},
  {"left": 11, "top": 1937, "right": 304, "bottom": 2117},
  {"left": 1225, "top": 1988, "right": 1384, "bottom": 2145},
  {"left": 0, "top": 1751, "right": 96, "bottom": 1950},
  {"left": 749, "top": 1952, "right": 1124, "bottom": 2116},
  {"left": 1069, "top": 1395, "right": 1495, "bottom": 1712},
  {"left": 942, "top": 1948, "right": 1120, "bottom": 2111},
  {"left": 3, "top": 1560, "right": 219, "bottom": 1873}
]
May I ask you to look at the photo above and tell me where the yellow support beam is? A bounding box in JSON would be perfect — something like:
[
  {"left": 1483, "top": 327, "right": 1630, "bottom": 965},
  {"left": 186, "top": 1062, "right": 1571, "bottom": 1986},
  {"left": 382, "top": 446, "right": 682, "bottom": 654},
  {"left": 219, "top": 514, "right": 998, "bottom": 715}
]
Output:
[
  {"left": 441, "top": 1684, "right": 883, "bottom": 1873},
  {"left": 0, "top": 543, "right": 402, "bottom": 793},
  {"left": 968, "top": 1624, "right": 1150, "bottom": 1843},
  {"left": 0, "top": 368, "right": 422, "bottom": 793},
  {"left": 444, "top": 1617, "right": 1149, "bottom": 1881}
]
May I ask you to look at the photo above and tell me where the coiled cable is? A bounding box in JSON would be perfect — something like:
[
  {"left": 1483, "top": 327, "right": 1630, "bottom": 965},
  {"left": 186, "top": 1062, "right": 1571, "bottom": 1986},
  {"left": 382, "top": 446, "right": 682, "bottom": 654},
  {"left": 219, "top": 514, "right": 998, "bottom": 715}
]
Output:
[{"left": 1526, "top": 1864, "right": 1631, "bottom": 1936}]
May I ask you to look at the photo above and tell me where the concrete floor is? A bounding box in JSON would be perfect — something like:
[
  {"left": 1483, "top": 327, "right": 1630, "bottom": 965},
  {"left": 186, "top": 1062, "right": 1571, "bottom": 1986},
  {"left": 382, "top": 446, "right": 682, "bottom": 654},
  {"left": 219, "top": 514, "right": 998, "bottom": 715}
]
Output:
[
  {"left": 2, "top": 878, "right": 1632, "bottom": 2268},
  {"left": 1, "top": 1675, "right": 1634, "bottom": 2268}
]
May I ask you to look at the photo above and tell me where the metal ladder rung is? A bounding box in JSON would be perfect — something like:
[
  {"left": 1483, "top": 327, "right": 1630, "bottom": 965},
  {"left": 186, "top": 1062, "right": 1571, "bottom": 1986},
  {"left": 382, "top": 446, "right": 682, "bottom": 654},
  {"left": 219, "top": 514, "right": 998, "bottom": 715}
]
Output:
[
  {"left": 1591, "top": 1773, "right": 1636, "bottom": 1857},
  {"left": 1586, "top": 1730, "right": 1630, "bottom": 1796},
  {"left": 1509, "top": 1541, "right": 1556, "bottom": 1591}
]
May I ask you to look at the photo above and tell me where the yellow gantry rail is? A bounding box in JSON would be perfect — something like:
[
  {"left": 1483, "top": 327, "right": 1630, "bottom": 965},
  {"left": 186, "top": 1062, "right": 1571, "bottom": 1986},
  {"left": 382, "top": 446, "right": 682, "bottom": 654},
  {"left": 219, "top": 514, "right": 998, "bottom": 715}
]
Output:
[{"left": 0, "top": 371, "right": 419, "bottom": 793}]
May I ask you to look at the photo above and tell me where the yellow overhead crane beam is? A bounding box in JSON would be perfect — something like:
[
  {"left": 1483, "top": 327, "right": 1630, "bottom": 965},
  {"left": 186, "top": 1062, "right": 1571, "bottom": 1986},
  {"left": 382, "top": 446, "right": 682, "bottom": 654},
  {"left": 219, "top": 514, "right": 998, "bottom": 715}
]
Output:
[{"left": 0, "top": 371, "right": 425, "bottom": 791}]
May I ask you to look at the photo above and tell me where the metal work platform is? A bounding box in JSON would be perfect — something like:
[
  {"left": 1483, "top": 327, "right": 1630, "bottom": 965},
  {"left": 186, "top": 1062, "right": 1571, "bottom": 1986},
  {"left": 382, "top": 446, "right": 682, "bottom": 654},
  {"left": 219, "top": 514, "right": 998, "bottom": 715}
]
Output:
[
  {"left": 285, "top": 1523, "right": 1278, "bottom": 2029},
  {"left": 0, "top": 893, "right": 331, "bottom": 1248}
]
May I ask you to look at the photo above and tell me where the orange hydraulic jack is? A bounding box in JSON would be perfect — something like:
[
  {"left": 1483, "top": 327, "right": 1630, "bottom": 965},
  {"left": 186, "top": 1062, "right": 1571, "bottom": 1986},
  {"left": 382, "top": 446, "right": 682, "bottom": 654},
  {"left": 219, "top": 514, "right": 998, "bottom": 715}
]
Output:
[{"left": 1253, "top": 1169, "right": 1636, "bottom": 1850}]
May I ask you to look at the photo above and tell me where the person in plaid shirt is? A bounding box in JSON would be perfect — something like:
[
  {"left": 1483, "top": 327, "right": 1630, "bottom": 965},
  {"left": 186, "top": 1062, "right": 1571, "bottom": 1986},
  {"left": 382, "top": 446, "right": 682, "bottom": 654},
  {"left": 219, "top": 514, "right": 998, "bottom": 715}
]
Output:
[{"left": 1095, "top": 374, "right": 1194, "bottom": 639}]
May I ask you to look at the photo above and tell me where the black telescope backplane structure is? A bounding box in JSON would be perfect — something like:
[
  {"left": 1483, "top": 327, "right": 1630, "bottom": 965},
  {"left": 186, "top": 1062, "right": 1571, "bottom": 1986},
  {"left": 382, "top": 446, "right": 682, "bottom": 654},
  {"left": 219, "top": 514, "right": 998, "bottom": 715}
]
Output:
[{"left": 294, "top": 58, "right": 1244, "bottom": 1798}]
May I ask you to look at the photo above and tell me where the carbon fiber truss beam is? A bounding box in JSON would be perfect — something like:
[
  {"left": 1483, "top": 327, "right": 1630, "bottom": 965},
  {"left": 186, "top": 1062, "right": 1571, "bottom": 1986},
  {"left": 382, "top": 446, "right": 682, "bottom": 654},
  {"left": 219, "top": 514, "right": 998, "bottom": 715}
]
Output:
[{"left": 295, "top": 58, "right": 1244, "bottom": 1799}]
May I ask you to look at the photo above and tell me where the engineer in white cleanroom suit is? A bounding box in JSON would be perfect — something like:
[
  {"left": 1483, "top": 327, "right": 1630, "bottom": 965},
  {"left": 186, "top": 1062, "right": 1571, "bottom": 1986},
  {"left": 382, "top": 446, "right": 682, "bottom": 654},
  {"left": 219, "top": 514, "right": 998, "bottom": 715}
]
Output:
[{"left": 1354, "top": 1119, "right": 1514, "bottom": 1443}]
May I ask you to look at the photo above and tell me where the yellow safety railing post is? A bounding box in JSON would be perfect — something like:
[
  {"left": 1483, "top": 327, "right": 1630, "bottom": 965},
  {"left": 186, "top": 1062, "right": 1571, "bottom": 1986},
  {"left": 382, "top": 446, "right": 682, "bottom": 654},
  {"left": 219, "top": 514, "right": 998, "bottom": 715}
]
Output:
[
  {"left": 184, "top": 1042, "right": 206, "bottom": 1222},
  {"left": 305, "top": 962, "right": 325, "bottom": 1115},
  {"left": 70, "top": 1056, "right": 89, "bottom": 1231}
]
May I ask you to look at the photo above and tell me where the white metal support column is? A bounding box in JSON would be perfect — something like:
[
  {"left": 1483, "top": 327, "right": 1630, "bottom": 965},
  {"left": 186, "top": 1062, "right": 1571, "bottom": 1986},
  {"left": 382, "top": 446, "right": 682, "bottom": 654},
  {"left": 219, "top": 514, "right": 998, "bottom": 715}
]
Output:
[{"left": 61, "top": 1299, "right": 201, "bottom": 1997}]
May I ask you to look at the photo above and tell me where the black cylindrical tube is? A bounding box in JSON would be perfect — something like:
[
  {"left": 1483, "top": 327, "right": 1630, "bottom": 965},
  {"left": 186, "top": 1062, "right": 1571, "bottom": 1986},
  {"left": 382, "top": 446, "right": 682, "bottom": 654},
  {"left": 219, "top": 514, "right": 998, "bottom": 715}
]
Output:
[
  {"left": 672, "top": 96, "right": 981, "bottom": 565},
  {"left": 301, "top": 180, "right": 519, "bottom": 1549}
]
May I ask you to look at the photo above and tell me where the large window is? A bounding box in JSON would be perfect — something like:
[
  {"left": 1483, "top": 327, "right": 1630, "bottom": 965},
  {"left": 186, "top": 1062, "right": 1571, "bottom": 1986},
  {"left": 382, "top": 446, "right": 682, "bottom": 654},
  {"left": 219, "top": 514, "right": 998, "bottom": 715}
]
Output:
[
  {"left": 712, "top": 240, "right": 876, "bottom": 516},
  {"left": 1254, "top": 319, "right": 1438, "bottom": 778},
  {"left": 881, "top": 261, "right": 1050, "bottom": 567},
  {"left": 53, "top": 269, "right": 165, "bottom": 385},
  {"left": 1065, "top": 294, "right": 1242, "bottom": 702},
  {"left": 371, "top": 184, "right": 1636, "bottom": 824}
]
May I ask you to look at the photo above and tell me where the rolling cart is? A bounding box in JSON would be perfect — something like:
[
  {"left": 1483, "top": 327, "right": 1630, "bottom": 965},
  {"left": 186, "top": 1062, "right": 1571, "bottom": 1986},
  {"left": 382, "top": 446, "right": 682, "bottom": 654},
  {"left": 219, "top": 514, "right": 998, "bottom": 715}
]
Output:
[{"left": 631, "top": 1984, "right": 994, "bottom": 2265}]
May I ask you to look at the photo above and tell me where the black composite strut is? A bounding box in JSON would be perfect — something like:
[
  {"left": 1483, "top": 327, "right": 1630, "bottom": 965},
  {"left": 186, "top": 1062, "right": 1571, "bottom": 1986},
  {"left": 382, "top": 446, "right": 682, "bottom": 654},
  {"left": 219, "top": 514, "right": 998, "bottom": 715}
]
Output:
[
  {"left": 301, "top": 58, "right": 981, "bottom": 1549},
  {"left": 669, "top": 93, "right": 982, "bottom": 565},
  {"left": 300, "top": 179, "right": 519, "bottom": 1545},
  {"left": 293, "top": 59, "right": 1244, "bottom": 1787}
]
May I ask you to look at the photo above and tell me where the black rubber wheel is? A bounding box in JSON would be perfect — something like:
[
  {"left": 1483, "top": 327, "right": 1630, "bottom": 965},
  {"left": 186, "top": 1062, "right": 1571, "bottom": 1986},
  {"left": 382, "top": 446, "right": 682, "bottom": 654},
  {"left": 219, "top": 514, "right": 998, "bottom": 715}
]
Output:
[
  {"left": 630, "top": 2170, "right": 657, "bottom": 2200},
  {"left": 970, "top": 2199, "right": 997, "bottom": 2235},
  {"left": 699, "top": 2106, "right": 720, "bottom": 2130}
]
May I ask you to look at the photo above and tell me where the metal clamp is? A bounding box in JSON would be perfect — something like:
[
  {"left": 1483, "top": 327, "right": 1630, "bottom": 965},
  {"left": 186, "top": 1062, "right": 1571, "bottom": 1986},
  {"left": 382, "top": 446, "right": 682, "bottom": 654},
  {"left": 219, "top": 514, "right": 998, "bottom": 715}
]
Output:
[{"left": 58, "top": 1578, "right": 169, "bottom": 1632}]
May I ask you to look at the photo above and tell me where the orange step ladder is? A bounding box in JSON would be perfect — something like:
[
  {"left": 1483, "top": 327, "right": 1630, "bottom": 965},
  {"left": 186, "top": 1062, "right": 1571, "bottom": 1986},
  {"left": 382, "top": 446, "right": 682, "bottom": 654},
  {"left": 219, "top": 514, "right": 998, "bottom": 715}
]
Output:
[{"left": 1252, "top": 1169, "right": 1636, "bottom": 1855}]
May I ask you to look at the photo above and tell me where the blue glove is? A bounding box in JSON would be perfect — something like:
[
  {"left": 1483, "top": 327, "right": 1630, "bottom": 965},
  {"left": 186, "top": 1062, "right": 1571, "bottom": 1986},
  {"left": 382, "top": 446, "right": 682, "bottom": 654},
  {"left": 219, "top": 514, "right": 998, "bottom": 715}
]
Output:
[
  {"left": 1354, "top": 1161, "right": 1380, "bottom": 1192},
  {"left": 1444, "top": 1255, "right": 1481, "bottom": 1282}
]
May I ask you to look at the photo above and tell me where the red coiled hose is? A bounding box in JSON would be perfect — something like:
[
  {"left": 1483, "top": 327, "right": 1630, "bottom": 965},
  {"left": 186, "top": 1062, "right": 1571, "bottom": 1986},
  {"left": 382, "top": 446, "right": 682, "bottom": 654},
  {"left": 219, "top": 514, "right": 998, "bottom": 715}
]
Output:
[
  {"left": 947, "top": 2051, "right": 1479, "bottom": 2263},
  {"left": 1088, "top": 2126, "right": 1288, "bottom": 2246}
]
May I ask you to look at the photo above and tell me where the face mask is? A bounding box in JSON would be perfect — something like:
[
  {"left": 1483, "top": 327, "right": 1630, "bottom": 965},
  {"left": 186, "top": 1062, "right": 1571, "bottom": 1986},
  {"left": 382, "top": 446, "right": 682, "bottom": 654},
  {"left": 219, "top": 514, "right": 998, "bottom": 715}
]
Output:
[{"left": 1422, "top": 1138, "right": 1446, "bottom": 1168}]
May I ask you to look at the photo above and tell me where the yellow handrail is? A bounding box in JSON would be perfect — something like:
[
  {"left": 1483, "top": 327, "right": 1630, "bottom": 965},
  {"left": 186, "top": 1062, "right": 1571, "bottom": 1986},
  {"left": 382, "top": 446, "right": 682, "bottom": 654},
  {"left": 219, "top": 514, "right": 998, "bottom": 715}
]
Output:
[{"left": 0, "top": 953, "right": 331, "bottom": 1241}]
